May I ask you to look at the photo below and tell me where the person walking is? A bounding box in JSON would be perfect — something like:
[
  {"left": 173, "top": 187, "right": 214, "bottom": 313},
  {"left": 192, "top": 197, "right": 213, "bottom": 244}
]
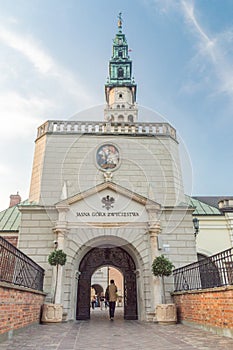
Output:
[
  {"left": 99, "top": 292, "right": 105, "bottom": 310},
  {"left": 90, "top": 287, "right": 96, "bottom": 310},
  {"left": 105, "top": 279, "right": 117, "bottom": 320}
]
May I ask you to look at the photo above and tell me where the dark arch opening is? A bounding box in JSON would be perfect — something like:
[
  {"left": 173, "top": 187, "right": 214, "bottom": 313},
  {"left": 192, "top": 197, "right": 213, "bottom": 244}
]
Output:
[
  {"left": 118, "top": 67, "right": 124, "bottom": 78},
  {"left": 76, "top": 246, "right": 138, "bottom": 320}
]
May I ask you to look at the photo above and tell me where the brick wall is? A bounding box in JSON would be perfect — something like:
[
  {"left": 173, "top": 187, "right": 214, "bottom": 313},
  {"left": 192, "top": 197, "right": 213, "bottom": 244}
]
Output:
[
  {"left": 173, "top": 286, "right": 233, "bottom": 338},
  {"left": 0, "top": 235, "right": 18, "bottom": 247},
  {"left": 0, "top": 282, "right": 46, "bottom": 338}
]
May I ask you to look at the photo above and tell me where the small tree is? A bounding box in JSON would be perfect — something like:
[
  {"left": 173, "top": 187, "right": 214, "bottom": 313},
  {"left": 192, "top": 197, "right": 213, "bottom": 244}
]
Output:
[
  {"left": 48, "top": 249, "right": 67, "bottom": 303},
  {"left": 152, "top": 255, "right": 174, "bottom": 304}
]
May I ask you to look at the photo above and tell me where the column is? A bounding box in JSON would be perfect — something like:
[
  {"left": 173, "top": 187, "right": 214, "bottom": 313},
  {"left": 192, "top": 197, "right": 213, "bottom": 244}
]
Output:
[
  {"left": 146, "top": 204, "right": 162, "bottom": 312},
  {"left": 53, "top": 203, "right": 69, "bottom": 305},
  {"left": 146, "top": 204, "right": 161, "bottom": 256}
]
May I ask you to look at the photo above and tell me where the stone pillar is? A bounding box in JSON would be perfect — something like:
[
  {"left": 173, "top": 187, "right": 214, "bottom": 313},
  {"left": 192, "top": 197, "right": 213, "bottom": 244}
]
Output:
[
  {"left": 53, "top": 228, "right": 68, "bottom": 304},
  {"left": 149, "top": 227, "right": 162, "bottom": 309},
  {"left": 146, "top": 203, "right": 161, "bottom": 257},
  {"left": 53, "top": 203, "right": 69, "bottom": 305},
  {"left": 146, "top": 204, "right": 162, "bottom": 316}
]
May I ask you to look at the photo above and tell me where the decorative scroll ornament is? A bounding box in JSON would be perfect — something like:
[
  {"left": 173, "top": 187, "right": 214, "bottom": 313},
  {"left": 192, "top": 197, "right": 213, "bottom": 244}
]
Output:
[
  {"left": 101, "top": 195, "right": 115, "bottom": 210},
  {"left": 103, "top": 171, "right": 113, "bottom": 182}
]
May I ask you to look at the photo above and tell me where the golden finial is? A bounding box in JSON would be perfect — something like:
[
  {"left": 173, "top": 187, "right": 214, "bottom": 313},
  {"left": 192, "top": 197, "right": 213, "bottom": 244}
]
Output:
[{"left": 118, "top": 12, "right": 122, "bottom": 30}]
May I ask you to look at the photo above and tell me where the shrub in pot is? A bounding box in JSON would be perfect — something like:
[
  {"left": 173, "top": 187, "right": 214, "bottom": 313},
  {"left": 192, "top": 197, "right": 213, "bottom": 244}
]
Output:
[
  {"left": 152, "top": 255, "right": 177, "bottom": 324},
  {"left": 48, "top": 249, "right": 67, "bottom": 303},
  {"left": 41, "top": 249, "right": 67, "bottom": 323}
]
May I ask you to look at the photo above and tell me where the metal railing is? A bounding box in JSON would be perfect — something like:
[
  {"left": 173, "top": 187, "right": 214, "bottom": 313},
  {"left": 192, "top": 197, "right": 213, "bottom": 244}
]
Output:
[
  {"left": 173, "top": 248, "right": 233, "bottom": 292},
  {"left": 0, "top": 236, "right": 44, "bottom": 291}
]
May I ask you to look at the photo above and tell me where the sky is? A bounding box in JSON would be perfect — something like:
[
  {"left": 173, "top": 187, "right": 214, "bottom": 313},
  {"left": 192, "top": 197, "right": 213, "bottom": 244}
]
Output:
[{"left": 0, "top": 0, "right": 233, "bottom": 211}]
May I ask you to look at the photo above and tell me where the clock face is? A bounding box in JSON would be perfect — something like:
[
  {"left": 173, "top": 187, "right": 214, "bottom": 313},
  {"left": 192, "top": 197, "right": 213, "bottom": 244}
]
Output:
[{"left": 96, "top": 144, "right": 120, "bottom": 170}]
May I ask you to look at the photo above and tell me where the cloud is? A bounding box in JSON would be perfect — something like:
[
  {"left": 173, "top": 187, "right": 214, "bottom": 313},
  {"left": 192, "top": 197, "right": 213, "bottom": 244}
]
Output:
[
  {"left": 0, "top": 21, "right": 99, "bottom": 210},
  {"left": 0, "top": 92, "right": 51, "bottom": 141},
  {"left": 181, "top": 0, "right": 217, "bottom": 69},
  {"left": 180, "top": 1, "right": 233, "bottom": 98},
  {"left": 145, "top": 1, "right": 233, "bottom": 99},
  {"left": 181, "top": 1, "right": 213, "bottom": 45},
  {"left": 0, "top": 23, "right": 94, "bottom": 107},
  {"left": 0, "top": 26, "right": 53, "bottom": 74},
  {"left": 0, "top": 163, "right": 10, "bottom": 176}
]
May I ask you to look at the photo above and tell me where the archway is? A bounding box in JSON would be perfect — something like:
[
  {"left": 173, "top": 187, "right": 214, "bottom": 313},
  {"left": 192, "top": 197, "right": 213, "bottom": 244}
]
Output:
[{"left": 76, "top": 246, "right": 138, "bottom": 320}]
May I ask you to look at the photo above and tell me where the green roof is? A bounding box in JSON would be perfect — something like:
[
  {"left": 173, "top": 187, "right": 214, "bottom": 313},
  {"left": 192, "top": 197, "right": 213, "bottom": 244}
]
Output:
[
  {"left": 0, "top": 199, "right": 34, "bottom": 231},
  {"left": 0, "top": 204, "right": 21, "bottom": 231},
  {"left": 186, "top": 196, "right": 221, "bottom": 215},
  {"left": 0, "top": 196, "right": 223, "bottom": 232}
]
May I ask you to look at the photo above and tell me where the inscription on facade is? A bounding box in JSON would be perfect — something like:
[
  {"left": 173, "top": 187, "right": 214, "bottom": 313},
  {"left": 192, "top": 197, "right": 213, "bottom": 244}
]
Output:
[{"left": 76, "top": 211, "right": 139, "bottom": 217}]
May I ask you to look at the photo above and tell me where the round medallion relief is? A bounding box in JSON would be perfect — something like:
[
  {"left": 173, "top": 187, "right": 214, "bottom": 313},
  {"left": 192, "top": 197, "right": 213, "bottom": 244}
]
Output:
[{"left": 96, "top": 144, "right": 120, "bottom": 170}]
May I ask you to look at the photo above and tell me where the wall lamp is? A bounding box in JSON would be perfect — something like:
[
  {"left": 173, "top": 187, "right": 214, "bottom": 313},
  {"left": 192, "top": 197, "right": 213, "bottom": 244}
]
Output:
[{"left": 192, "top": 217, "right": 199, "bottom": 238}]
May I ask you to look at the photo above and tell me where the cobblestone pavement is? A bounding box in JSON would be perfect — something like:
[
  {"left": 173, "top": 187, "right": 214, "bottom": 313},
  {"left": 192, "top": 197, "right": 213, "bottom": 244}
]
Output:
[{"left": 1, "top": 308, "right": 233, "bottom": 350}]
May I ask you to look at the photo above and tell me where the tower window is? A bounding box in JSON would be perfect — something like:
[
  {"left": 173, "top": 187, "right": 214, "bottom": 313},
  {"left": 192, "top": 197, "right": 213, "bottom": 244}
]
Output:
[
  {"left": 122, "top": 105, "right": 125, "bottom": 108},
  {"left": 118, "top": 67, "right": 124, "bottom": 78},
  {"left": 119, "top": 51, "right": 123, "bottom": 58},
  {"left": 117, "top": 105, "right": 120, "bottom": 108},
  {"left": 119, "top": 93, "right": 123, "bottom": 99},
  {"left": 128, "top": 115, "right": 134, "bottom": 123}
]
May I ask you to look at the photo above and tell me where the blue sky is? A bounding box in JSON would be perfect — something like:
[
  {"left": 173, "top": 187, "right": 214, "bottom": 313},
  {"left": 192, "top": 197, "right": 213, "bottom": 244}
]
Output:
[{"left": 0, "top": 0, "right": 233, "bottom": 210}]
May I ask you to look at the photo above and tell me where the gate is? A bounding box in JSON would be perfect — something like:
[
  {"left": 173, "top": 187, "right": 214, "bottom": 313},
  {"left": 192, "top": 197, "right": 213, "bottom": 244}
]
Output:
[{"left": 76, "top": 246, "right": 138, "bottom": 320}]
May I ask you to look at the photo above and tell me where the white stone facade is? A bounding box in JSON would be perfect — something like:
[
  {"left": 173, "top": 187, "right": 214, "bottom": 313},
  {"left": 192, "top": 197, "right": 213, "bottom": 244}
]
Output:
[
  {"left": 104, "top": 87, "right": 138, "bottom": 123},
  {"left": 18, "top": 121, "right": 197, "bottom": 321}
]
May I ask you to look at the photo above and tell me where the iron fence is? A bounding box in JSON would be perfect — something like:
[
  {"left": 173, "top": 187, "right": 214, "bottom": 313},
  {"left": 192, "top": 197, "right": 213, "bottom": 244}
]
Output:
[
  {"left": 0, "top": 236, "right": 44, "bottom": 291},
  {"left": 173, "top": 248, "right": 233, "bottom": 292}
]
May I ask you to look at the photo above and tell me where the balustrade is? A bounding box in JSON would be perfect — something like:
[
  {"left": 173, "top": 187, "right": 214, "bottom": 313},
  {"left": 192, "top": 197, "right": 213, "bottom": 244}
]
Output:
[{"left": 37, "top": 120, "right": 177, "bottom": 140}]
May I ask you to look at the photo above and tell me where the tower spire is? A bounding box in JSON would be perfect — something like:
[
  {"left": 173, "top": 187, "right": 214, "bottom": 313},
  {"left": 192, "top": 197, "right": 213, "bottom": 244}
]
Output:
[{"left": 104, "top": 14, "right": 138, "bottom": 123}]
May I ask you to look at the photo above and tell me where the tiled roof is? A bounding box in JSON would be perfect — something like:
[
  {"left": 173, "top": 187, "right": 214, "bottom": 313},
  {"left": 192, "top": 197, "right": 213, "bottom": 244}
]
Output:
[
  {"left": 186, "top": 196, "right": 222, "bottom": 215},
  {"left": 192, "top": 196, "right": 233, "bottom": 209}
]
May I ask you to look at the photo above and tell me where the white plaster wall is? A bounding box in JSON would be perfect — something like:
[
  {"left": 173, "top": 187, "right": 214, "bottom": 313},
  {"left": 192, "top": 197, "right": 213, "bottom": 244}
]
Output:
[
  {"left": 30, "top": 133, "right": 185, "bottom": 208},
  {"left": 196, "top": 216, "right": 232, "bottom": 256},
  {"left": 109, "top": 87, "right": 133, "bottom": 105}
]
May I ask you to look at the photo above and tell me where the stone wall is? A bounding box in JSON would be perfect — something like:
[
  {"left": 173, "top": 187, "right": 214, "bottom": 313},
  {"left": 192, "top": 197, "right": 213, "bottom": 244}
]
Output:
[
  {"left": 29, "top": 133, "right": 185, "bottom": 208},
  {"left": 173, "top": 286, "right": 233, "bottom": 338},
  {"left": 0, "top": 282, "right": 46, "bottom": 341}
]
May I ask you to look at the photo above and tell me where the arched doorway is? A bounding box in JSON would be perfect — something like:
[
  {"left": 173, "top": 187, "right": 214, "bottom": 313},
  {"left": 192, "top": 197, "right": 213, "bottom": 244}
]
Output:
[{"left": 76, "top": 246, "right": 138, "bottom": 320}]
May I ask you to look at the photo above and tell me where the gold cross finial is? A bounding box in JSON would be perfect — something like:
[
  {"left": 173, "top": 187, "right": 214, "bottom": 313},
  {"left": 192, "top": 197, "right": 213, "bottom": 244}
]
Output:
[{"left": 118, "top": 12, "right": 122, "bottom": 29}]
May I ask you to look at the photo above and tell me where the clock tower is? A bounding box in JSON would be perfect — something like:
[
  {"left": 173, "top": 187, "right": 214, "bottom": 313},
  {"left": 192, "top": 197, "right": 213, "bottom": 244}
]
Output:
[{"left": 104, "top": 13, "right": 138, "bottom": 123}]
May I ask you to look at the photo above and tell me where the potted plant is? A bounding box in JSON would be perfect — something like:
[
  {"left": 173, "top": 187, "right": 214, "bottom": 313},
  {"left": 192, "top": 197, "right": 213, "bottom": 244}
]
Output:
[
  {"left": 152, "top": 254, "right": 177, "bottom": 324},
  {"left": 41, "top": 249, "right": 67, "bottom": 323}
]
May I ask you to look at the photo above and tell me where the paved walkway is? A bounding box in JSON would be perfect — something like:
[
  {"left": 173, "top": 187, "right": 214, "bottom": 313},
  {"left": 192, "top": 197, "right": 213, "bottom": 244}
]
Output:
[{"left": 1, "top": 308, "right": 233, "bottom": 349}]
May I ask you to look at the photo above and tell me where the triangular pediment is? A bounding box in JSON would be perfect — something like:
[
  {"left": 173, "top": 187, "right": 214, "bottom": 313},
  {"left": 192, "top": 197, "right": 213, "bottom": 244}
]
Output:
[
  {"left": 57, "top": 181, "right": 160, "bottom": 208},
  {"left": 56, "top": 181, "right": 161, "bottom": 224}
]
